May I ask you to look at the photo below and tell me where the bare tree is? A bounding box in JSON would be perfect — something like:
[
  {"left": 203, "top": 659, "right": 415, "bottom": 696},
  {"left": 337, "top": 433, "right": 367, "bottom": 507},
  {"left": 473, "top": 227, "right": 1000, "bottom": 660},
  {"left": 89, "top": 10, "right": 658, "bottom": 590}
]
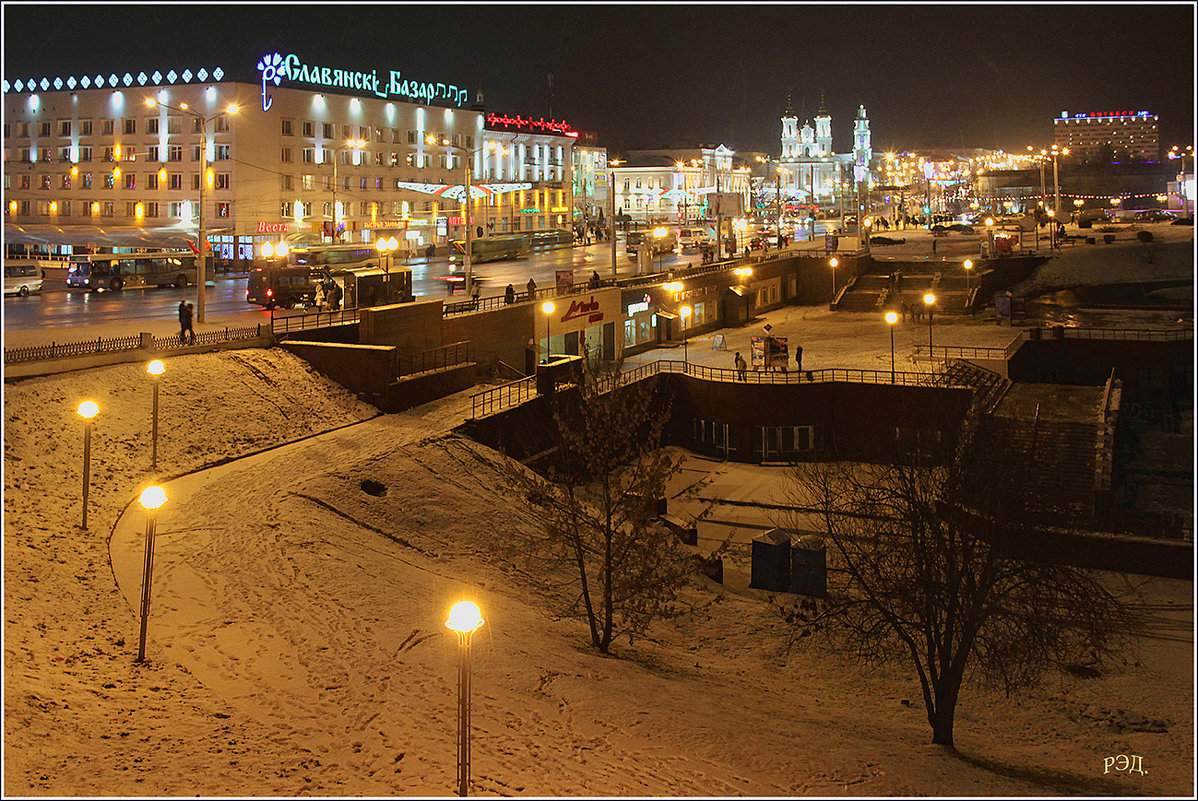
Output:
[
  {"left": 498, "top": 360, "right": 692, "bottom": 653},
  {"left": 781, "top": 409, "right": 1138, "bottom": 748}
]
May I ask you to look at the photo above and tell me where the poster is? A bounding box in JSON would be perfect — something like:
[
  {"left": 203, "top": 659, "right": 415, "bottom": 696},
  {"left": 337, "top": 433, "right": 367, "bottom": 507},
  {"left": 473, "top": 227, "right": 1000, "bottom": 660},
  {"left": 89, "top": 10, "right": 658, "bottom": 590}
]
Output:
[
  {"left": 712, "top": 333, "right": 726, "bottom": 351},
  {"left": 750, "top": 336, "right": 789, "bottom": 370},
  {"left": 555, "top": 270, "right": 575, "bottom": 293}
]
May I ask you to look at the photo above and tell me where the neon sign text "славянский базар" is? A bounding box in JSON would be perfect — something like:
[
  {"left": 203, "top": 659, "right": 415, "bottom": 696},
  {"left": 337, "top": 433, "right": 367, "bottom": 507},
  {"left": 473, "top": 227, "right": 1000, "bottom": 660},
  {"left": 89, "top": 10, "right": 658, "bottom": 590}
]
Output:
[{"left": 257, "top": 52, "right": 469, "bottom": 112}]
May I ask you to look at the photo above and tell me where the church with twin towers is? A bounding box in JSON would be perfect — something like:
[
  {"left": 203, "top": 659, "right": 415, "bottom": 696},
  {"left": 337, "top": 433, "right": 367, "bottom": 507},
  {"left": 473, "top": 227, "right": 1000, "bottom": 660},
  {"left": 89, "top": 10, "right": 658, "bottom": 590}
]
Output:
[{"left": 777, "top": 93, "right": 874, "bottom": 204}]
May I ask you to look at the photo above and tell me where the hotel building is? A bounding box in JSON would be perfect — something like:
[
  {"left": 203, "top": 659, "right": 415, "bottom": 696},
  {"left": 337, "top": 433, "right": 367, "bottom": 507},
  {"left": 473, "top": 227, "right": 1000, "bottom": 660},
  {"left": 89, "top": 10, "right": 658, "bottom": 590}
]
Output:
[
  {"left": 3, "top": 53, "right": 586, "bottom": 262},
  {"left": 1052, "top": 110, "right": 1160, "bottom": 162}
]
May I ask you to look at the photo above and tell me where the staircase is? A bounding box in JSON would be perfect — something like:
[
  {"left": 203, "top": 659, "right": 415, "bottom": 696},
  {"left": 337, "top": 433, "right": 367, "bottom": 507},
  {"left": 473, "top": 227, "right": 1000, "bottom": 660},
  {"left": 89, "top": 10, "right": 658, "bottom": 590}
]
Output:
[
  {"left": 977, "top": 414, "right": 1099, "bottom": 521},
  {"left": 936, "top": 359, "right": 1011, "bottom": 412}
]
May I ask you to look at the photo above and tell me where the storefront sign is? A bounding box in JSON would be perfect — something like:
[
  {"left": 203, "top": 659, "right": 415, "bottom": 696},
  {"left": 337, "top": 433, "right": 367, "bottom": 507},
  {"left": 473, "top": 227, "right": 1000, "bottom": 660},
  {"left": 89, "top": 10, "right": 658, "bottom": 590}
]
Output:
[
  {"left": 625, "top": 293, "right": 652, "bottom": 316},
  {"left": 561, "top": 296, "right": 603, "bottom": 324},
  {"left": 256, "top": 221, "right": 290, "bottom": 233},
  {"left": 550, "top": 289, "right": 620, "bottom": 337},
  {"left": 257, "top": 51, "right": 469, "bottom": 112}
]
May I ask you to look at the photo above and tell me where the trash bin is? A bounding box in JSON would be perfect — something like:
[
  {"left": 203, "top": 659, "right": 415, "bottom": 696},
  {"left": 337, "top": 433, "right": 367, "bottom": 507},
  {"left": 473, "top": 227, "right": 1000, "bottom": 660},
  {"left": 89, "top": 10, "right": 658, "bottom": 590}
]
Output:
[
  {"left": 750, "top": 529, "right": 791, "bottom": 591},
  {"left": 789, "top": 535, "right": 827, "bottom": 597}
]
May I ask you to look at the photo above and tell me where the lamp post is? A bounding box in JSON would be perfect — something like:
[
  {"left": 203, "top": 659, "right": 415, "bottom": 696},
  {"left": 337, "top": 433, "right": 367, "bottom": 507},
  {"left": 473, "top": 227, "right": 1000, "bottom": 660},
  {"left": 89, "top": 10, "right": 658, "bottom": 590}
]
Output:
[
  {"left": 829, "top": 257, "right": 839, "bottom": 308},
  {"left": 146, "top": 360, "right": 165, "bottom": 472},
  {"left": 136, "top": 485, "right": 168, "bottom": 662},
  {"left": 608, "top": 159, "right": 623, "bottom": 277},
  {"left": 963, "top": 259, "right": 973, "bottom": 292},
  {"left": 679, "top": 305, "right": 692, "bottom": 366},
  {"left": 540, "top": 300, "right": 555, "bottom": 363},
  {"left": 885, "top": 311, "right": 898, "bottom": 383},
  {"left": 445, "top": 600, "right": 485, "bottom": 797},
  {"left": 862, "top": 216, "right": 872, "bottom": 255},
  {"left": 1073, "top": 198, "right": 1084, "bottom": 223},
  {"left": 145, "top": 97, "right": 239, "bottom": 324},
  {"left": 375, "top": 236, "right": 398, "bottom": 274},
  {"left": 429, "top": 139, "right": 507, "bottom": 297},
  {"left": 1169, "top": 145, "right": 1192, "bottom": 219},
  {"left": 331, "top": 139, "right": 366, "bottom": 245},
  {"left": 77, "top": 400, "right": 98, "bottom": 529},
  {"left": 923, "top": 293, "right": 936, "bottom": 356},
  {"left": 1050, "top": 145, "right": 1068, "bottom": 217}
]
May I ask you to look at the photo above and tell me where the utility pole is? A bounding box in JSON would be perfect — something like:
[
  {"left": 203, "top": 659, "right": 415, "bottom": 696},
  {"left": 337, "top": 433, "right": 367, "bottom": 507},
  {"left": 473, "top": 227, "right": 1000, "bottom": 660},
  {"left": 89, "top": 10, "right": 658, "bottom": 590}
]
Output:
[{"left": 715, "top": 170, "right": 723, "bottom": 259}]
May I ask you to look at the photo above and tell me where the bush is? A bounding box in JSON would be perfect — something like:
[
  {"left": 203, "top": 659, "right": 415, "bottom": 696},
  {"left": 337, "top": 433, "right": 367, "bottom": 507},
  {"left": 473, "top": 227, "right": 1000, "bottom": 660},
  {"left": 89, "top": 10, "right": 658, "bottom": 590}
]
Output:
[
  {"left": 1137, "top": 230, "right": 1154, "bottom": 243},
  {"left": 869, "top": 236, "right": 907, "bottom": 246}
]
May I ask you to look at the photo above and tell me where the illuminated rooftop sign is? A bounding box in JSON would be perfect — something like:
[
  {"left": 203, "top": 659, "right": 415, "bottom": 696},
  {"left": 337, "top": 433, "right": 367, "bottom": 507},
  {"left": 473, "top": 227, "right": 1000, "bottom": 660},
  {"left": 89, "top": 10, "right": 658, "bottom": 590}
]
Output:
[
  {"left": 1056, "top": 110, "right": 1155, "bottom": 121},
  {"left": 486, "top": 113, "right": 580, "bottom": 137},
  {"left": 3, "top": 67, "right": 225, "bottom": 93},
  {"left": 257, "top": 52, "right": 468, "bottom": 111}
]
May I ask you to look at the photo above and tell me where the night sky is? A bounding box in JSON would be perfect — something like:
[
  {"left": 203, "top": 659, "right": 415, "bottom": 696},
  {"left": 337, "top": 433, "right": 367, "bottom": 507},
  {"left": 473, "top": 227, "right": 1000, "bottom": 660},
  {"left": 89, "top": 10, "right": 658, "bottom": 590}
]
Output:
[{"left": 4, "top": 2, "right": 1194, "bottom": 157}]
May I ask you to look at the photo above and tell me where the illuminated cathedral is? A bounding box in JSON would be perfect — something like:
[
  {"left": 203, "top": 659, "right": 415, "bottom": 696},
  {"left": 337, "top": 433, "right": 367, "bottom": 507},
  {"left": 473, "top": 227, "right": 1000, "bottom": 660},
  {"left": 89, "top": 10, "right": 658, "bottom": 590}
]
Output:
[{"left": 778, "top": 94, "right": 873, "bottom": 204}]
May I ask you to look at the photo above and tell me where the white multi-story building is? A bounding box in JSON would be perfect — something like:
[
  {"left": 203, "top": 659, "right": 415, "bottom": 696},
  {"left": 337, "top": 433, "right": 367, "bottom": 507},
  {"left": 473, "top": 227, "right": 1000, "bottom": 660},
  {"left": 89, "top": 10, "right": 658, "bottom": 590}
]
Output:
[
  {"left": 613, "top": 144, "right": 751, "bottom": 225},
  {"left": 2, "top": 53, "right": 579, "bottom": 261},
  {"left": 1053, "top": 110, "right": 1159, "bottom": 162}
]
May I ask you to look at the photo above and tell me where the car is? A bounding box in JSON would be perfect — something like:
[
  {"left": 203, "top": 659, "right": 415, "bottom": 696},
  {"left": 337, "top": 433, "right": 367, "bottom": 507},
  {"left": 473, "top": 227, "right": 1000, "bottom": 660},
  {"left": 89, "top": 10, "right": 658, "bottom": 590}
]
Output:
[
  {"left": 1170, "top": 216, "right": 1193, "bottom": 226},
  {"left": 1134, "top": 209, "right": 1176, "bottom": 223},
  {"left": 439, "top": 271, "right": 489, "bottom": 293},
  {"left": 677, "top": 228, "right": 711, "bottom": 253},
  {"left": 3, "top": 263, "right": 45, "bottom": 297}
]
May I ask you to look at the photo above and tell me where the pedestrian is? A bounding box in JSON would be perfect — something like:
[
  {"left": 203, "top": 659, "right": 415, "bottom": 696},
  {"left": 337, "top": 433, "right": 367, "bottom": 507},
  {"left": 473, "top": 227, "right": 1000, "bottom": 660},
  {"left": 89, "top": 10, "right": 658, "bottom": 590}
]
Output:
[
  {"left": 314, "top": 281, "right": 326, "bottom": 312},
  {"left": 426, "top": 242, "right": 435, "bottom": 260},
  {"left": 181, "top": 302, "right": 195, "bottom": 345},
  {"left": 795, "top": 345, "right": 803, "bottom": 374},
  {"left": 526, "top": 277, "right": 537, "bottom": 300},
  {"left": 329, "top": 280, "right": 343, "bottom": 311},
  {"left": 504, "top": 283, "right": 515, "bottom": 305},
  {"left": 470, "top": 280, "right": 481, "bottom": 303},
  {"left": 900, "top": 300, "right": 909, "bottom": 323},
  {"left": 177, "top": 300, "right": 189, "bottom": 344},
  {"left": 932, "top": 238, "right": 938, "bottom": 255},
  {"left": 734, "top": 351, "right": 747, "bottom": 382}
]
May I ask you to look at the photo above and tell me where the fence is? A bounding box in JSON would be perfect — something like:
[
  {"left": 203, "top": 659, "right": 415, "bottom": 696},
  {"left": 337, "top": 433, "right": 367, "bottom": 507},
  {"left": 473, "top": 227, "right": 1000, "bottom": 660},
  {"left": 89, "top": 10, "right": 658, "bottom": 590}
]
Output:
[
  {"left": 4, "top": 333, "right": 144, "bottom": 364},
  {"left": 4, "top": 325, "right": 267, "bottom": 365},
  {"left": 396, "top": 341, "right": 471, "bottom": 377},
  {"left": 469, "top": 375, "right": 536, "bottom": 418},
  {"left": 271, "top": 307, "right": 360, "bottom": 335},
  {"left": 468, "top": 358, "right": 973, "bottom": 419},
  {"left": 918, "top": 344, "right": 1010, "bottom": 361}
]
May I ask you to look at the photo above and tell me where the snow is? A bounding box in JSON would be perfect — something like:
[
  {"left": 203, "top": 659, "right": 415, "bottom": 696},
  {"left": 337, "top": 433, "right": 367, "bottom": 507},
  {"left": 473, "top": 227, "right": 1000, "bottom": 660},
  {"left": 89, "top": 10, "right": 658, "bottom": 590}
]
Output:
[{"left": 3, "top": 232, "right": 1194, "bottom": 797}]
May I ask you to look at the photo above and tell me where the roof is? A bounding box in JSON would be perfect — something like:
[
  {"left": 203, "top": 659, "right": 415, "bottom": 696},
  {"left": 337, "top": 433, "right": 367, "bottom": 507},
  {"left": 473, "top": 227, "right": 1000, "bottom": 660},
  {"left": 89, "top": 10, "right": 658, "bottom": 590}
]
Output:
[{"left": 4, "top": 222, "right": 198, "bottom": 248}]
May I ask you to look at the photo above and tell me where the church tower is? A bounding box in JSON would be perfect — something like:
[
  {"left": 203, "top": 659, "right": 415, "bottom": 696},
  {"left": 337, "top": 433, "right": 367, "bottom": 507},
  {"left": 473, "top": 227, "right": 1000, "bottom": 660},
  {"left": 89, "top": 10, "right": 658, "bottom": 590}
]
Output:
[
  {"left": 780, "top": 93, "right": 799, "bottom": 160},
  {"left": 813, "top": 92, "right": 832, "bottom": 158},
  {"left": 853, "top": 104, "right": 872, "bottom": 167}
]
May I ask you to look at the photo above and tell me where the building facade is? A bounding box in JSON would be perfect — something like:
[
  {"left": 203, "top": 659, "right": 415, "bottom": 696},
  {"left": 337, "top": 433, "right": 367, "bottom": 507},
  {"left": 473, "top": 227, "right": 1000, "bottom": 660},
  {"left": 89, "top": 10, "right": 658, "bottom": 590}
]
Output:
[
  {"left": 778, "top": 96, "right": 873, "bottom": 204},
  {"left": 2, "top": 54, "right": 581, "bottom": 261},
  {"left": 1053, "top": 110, "right": 1160, "bottom": 162},
  {"left": 612, "top": 144, "right": 751, "bottom": 225}
]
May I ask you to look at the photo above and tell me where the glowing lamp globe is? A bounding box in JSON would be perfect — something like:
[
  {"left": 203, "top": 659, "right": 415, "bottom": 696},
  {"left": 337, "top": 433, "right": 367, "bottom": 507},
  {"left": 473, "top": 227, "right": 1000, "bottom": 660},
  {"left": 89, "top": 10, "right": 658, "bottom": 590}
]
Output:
[
  {"left": 146, "top": 360, "right": 165, "bottom": 376},
  {"left": 77, "top": 401, "right": 99, "bottom": 419},
  {"left": 924, "top": 293, "right": 936, "bottom": 306},
  {"left": 829, "top": 258, "right": 839, "bottom": 268},
  {"left": 138, "top": 485, "right": 168, "bottom": 510},
  {"left": 541, "top": 301, "right": 555, "bottom": 315},
  {"left": 445, "top": 601, "right": 485, "bottom": 634},
  {"left": 885, "top": 311, "right": 899, "bottom": 324}
]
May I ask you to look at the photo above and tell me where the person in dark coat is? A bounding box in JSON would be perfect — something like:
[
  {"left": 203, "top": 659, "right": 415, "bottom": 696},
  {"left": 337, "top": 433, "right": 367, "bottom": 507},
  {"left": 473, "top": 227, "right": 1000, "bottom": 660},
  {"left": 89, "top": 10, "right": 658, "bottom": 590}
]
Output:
[
  {"left": 178, "top": 300, "right": 189, "bottom": 344},
  {"left": 588, "top": 270, "right": 601, "bottom": 289},
  {"left": 181, "top": 302, "right": 195, "bottom": 344},
  {"left": 734, "top": 352, "right": 747, "bottom": 382},
  {"left": 504, "top": 283, "right": 515, "bottom": 304},
  {"left": 795, "top": 345, "right": 803, "bottom": 374},
  {"left": 526, "top": 277, "right": 537, "bottom": 300}
]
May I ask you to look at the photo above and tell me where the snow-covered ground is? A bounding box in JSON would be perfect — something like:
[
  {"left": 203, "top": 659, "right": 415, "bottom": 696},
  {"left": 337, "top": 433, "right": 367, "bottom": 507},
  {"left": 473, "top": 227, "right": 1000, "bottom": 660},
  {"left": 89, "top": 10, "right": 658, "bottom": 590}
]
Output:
[{"left": 3, "top": 232, "right": 1194, "bottom": 797}]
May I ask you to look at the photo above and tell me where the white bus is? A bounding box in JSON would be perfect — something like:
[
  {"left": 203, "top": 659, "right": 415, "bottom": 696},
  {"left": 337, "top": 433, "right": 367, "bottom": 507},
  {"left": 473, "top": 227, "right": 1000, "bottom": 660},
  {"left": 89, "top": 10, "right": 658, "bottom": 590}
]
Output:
[
  {"left": 3, "top": 263, "right": 44, "bottom": 296},
  {"left": 66, "top": 252, "right": 197, "bottom": 291}
]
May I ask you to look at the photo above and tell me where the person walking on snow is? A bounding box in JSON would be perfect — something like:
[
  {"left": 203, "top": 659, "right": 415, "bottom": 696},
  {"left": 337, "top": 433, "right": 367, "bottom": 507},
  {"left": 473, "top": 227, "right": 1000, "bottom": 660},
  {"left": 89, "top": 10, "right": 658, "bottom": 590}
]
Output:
[{"left": 734, "top": 352, "right": 747, "bottom": 382}]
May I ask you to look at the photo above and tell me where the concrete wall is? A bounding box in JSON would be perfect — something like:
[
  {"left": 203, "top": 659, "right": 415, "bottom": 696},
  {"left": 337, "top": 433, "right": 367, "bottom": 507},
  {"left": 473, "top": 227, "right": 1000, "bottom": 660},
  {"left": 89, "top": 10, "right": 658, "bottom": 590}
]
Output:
[
  {"left": 359, "top": 299, "right": 446, "bottom": 352},
  {"left": 443, "top": 304, "right": 537, "bottom": 372},
  {"left": 279, "top": 340, "right": 395, "bottom": 407},
  {"left": 1007, "top": 335, "right": 1191, "bottom": 398},
  {"left": 386, "top": 364, "right": 477, "bottom": 412}
]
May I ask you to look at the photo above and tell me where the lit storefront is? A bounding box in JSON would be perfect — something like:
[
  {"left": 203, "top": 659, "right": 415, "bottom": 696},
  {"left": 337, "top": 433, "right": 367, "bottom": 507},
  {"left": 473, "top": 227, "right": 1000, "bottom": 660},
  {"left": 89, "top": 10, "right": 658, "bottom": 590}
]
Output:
[{"left": 542, "top": 287, "right": 621, "bottom": 362}]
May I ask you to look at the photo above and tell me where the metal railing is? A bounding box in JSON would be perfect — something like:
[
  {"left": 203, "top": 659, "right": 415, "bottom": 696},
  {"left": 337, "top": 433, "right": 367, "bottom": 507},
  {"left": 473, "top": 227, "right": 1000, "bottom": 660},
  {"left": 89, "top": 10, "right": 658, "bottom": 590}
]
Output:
[
  {"left": 4, "top": 325, "right": 267, "bottom": 364},
  {"left": 470, "top": 375, "right": 536, "bottom": 418},
  {"left": 271, "top": 307, "right": 360, "bottom": 335},
  {"left": 4, "top": 333, "right": 143, "bottom": 364},
  {"left": 396, "top": 341, "right": 471, "bottom": 377},
  {"left": 1061, "top": 327, "right": 1192, "bottom": 342},
  {"left": 152, "top": 325, "right": 263, "bottom": 351},
  {"left": 919, "top": 344, "right": 1010, "bottom": 360}
]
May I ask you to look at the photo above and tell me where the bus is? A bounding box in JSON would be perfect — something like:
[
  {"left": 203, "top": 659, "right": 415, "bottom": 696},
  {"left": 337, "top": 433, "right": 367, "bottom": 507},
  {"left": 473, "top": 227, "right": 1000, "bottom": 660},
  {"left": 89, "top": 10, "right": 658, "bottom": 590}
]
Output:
[
  {"left": 3, "top": 262, "right": 44, "bottom": 297},
  {"left": 449, "top": 233, "right": 531, "bottom": 264},
  {"left": 626, "top": 228, "right": 678, "bottom": 258},
  {"left": 65, "top": 252, "right": 197, "bottom": 291}
]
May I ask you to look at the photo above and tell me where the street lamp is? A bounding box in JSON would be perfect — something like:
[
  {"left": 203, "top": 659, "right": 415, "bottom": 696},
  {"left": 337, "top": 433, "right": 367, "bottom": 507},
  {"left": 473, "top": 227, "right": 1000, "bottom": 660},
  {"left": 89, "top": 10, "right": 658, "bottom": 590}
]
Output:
[
  {"left": 862, "top": 216, "right": 872, "bottom": 255},
  {"left": 144, "top": 97, "right": 239, "bottom": 324},
  {"left": 608, "top": 158, "right": 624, "bottom": 276},
  {"left": 540, "top": 301, "right": 555, "bottom": 363},
  {"left": 146, "top": 360, "right": 165, "bottom": 472},
  {"left": 885, "top": 311, "right": 899, "bottom": 383},
  {"left": 445, "top": 600, "right": 485, "bottom": 797},
  {"left": 923, "top": 293, "right": 936, "bottom": 356},
  {"left": 829, "top": 257, "right": 839, "bottom": 308},
  {"left": 1050, "top": 146, "right": 1069, "bottom": 216},
  {"left": 136, "top": 485, "right": 168, "bottom": 663},
  {"left": 1168, "top": 145, "right": 1193, "bottom": 219},
  {"left": 963, "top": 259, "right": 973, "bottom": 292},
  {"left": 429, "top": 138, "right": 508, "bottom": 297},
  {"left": 77, "top": 400, "right": 99, "bottom": 530},
  {"left": 679, "top": 305, "right": 692, "bottom": 365},
  {"left": 375, "top": 236, "right": 399, "bottom": 274}
]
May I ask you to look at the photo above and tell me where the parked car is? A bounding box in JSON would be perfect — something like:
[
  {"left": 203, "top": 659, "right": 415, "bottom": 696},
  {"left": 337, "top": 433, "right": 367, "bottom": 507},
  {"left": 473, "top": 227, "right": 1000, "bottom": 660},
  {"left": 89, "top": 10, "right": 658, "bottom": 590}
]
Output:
[
  {"left": 677, "top": 228, "right": 711, "bottom": 253},
  {"left": 1134, "top": 209, "right": 1176, "bottom": 222},
  {"left": 3, "top": 262, "right": 44, "bottom": 297},
  {"left": 1170, "top": 216, "right": 1193, "bottom": 226}
]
